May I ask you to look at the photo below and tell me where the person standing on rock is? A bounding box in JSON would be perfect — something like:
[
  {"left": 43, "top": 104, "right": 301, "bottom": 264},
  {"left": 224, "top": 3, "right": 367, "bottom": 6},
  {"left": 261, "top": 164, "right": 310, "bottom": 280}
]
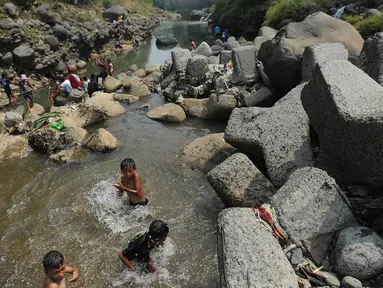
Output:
[
  {"left": 215, "top": 25, "right": 221, "bottom": 37},
  {"left": 88, "top": 74, "right": 102, "bottom": 98},
  {"left": 94, "top": 58, "right": 108, "bottom": 86},
  {"left": 0, "top": 72, "right": 16, "bottom": 107},
  {"left": 19, "top": 74, "right": 34, "bottom": 111},
  {"left": 107, "top": 59, "right": 114, "bottom": 76},
  {"left": 190, "top": 39, "right": 197, "bottom": 50}
]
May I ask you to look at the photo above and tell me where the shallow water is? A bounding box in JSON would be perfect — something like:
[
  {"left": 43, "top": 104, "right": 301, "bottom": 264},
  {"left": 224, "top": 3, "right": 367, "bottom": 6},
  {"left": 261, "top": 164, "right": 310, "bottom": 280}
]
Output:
[{"left": 0, "top": 21, "right": 225, "bottom": 287}]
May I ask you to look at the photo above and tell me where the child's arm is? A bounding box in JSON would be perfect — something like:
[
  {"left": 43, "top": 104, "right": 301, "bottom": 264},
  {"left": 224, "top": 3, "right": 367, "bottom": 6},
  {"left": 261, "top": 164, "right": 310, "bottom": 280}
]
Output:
[
  {"left": 65, "top": 266, "right": 79, "bottom": 282},
  {"left": 134, "top": 173, "right": 144, "bottom": 196},
  {"left": 119, "top": 252, "right": 136, "bottom": 272}
]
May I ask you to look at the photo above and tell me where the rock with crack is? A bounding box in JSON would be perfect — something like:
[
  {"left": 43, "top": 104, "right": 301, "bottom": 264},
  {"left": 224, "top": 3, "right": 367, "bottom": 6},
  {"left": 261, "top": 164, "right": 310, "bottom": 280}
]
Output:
[
  {"left": 334, "top": 226, "right": 383, "bottom": 280},
  {"left": 85, "top": 128, "right": 118, "bottom": 152},
  {"left": 208, "top": 153, "right": 276, "bottom": 207},
  {"left": 271, "top": 167, "right": 359, "bottom": 265},
  {"left": 218, "top": 208, "right": 299, "bottom": 288},
  {"left": 182, "top": 133, "right": 236, "bottom": 173},
  {"left": 86, "top": 92, "right": 125, "bottom": 117},
  {"left": 146, "top": 103, "right": 186, "bottom": 123},
  {"left": 225, "top": 83, "right": 314, "bottom": 187},
  {"left": 302, "top": 59, "right": 383, "bottom": 188},
  {"left": 122, "top": 76, "right": 150, "bottom": 97},
  {"left": 104, "top": 76, "right": 123, "bottom": 93}
]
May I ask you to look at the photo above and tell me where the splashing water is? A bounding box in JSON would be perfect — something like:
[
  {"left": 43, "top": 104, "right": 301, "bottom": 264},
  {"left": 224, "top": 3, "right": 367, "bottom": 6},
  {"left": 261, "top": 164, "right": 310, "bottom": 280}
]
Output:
[
  {"left": 333, "top": 6, "right": 345, "bottom": 19},
  {"left": 87, "top": 180, "right": 152, "bottom": 233}
]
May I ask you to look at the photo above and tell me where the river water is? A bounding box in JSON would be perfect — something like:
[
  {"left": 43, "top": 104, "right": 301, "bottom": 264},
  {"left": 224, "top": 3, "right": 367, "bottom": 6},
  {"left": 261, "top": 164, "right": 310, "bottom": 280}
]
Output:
[{"left": 0, "top": 21, "right": 225, "bottom": 287}]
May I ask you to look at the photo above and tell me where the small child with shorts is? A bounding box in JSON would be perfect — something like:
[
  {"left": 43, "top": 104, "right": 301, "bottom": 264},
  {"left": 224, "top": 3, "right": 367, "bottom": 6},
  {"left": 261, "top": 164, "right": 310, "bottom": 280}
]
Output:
[
  {"left": 119, "top": 219, "right": 169, "bottom": 273},
  {"left": 42, "top": 250, "right": 79, "bottom": 288},
  {"left": 114, "top": 158, "right": 149, "bottom": 207}
]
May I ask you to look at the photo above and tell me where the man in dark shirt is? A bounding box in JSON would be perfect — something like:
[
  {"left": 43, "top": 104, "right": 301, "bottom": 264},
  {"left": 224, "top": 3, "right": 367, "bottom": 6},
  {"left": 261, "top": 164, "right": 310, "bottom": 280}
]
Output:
[
  {"left": 119, "top": 219, "right": 169, "bottom": 273},
  {"left": 0, "top": 72, "right": 16, "bottom": 107}
]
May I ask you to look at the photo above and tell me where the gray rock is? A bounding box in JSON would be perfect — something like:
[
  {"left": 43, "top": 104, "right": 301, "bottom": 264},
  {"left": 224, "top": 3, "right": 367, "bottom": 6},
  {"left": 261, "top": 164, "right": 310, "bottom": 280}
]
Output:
[
  {"left": 214, "top": 39, "right": 224, "bottom": 47},
  {"left": 143, "top": 72, "right": 163, "bottom": 89},
  {"left": 35, "top": 64, "right": 44, "bottom": 71},
  {"left": 13, "top": 0, "right": 32, "bottom": 7},
  {"left": 82, "top": 22, "right": 93, "bottom": 31},
  {"left": 225, "top": 84, "right": 314, "bottom": 187},
  {"left": 156, "top": 35, "right": 178, "bottom": 46},
  {"left": 36, "top": 5, "right": 57, "bottom": 25},
  {"left": 171, "top": 48, "right": 192, "bottom": 72},
  {"left": 186, "top": 55, "right": 208, "bottom": 80},
  {"left": 113, "top": 94, "right": 139, "bottom": 104},
  {"left": 302, "top": 60, "right": 383, "bottom": 188},
  {"left": 224, "top": 40, "right": 241, "bottom": 51},
  {"left": 3, "top": 3, "right": 19, "bottom": 17},
  {"left": 85, "top": 128, "right": 118, "bottom": 152},
  {"left": 2, "top": 52, "right": 13, "bottom": 66},
  {"left": 208, "top": 153, "right": 276, "bottom": 207},
  {"left": 358, "top": 32, "right": 383, "bottom": 87},
  {"left": 323, "top": 272, "right": 340, "bottom": 287},
  {"left": 0, "top": 18, "right": 20, "bottom": 29},
  {"left": 44, "top": 35, "right": 59, "bottom": 51},
  {"left": 4, "top": 112, "right": 22, "bottom": 128},
  {"left": 218, "top": 208, "right": 299, "bottom": 288},
  {"left": 271, "top": 167, "right": 359, "bottom": 265},
  {"left": 367, "top": 9, "right": 382, "bottom": 16},
  {"left": 211, "top": 45, "right": 223, "bottom": 56},
  {"left": 302, "top": 43, "right": 348, "bottom": 82},
  {"left": 192, "top": 41, "right": 212, "bottom": 57},
  {"left": 54, "top": 95, "right": 67, "bottom": 107},
  {"left": 231, "top": 46, "right": 258, "bottom": 85},
  {"left": 219, "top": 50, "right": 232, "bottom": 64},
  {"left": 102, "top": 5, "right": 128, "bottom": 21},
  {"left": 259, "top": 26, "right": 277, "bottom": 38},
  {"left": 68, "top": 89, "right": 86, "bottom": 102},
  {"left": 291, "top": 248, "right": 303, "bottom": 265},
  {"left": 56, "top": 61, "right": 67, "bottom": 73},
  {"left": 335, "top": 226, "right": 383, "bottom": 280},
  {"left": 258, "top": 12, "right": 364, "bottom": 96},
  {"left": 341, "top": 276, "right": 362, "bottom": 288},
  {"left": 52, "top": 25, "right": 70, "bottom": 40},
  {"left": 244, "top": 87, "right": 274, "bottom": 107},
  {"left": 12, "top": 45, "right": 35, "bottom": 66},
  {"left": 207, "top": 55, "right": 219, "bottom": 65}
]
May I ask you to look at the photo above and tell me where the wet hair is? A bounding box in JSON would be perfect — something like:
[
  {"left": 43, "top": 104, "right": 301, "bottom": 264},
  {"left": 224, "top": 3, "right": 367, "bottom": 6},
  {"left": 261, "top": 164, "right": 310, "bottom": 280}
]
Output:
[
  {"left": 42, "top": 251, "right": 64, "bottom": 272},
  {"left": 120, "top": 158, "right": 136, "bottom": 171},
  {"left": 149, "top": 220, "right": 169, "bottom": 239},
  {"left": 59, "top": 76, "right": 65, "bottom": 83},
  {"left": 2, "top": 72, "right": 6, "bottom": 78},
  {"left": 90, "top": 74, "right": 96, "bottom": 80}
]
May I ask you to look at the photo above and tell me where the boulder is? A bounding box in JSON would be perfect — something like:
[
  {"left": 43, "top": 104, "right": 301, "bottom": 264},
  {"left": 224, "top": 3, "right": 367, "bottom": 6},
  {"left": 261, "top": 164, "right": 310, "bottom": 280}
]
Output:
[
  {"left": 0, "top": 18, "right": 20, "bottom": 29},
  {"left": 121, "top": 76, "right": 150, "bottom": 97},
  {"left": 86, "top": 92, "right": 125, "bottom": 117},
  {"left": 367, "top": 8, "right": 382, "bottom": 16},
  {"left": 182, "top": 133, "right": 236, "bottom": 173},
  {"left": 224, "top": 40, "right": 241, "bottom": 51},
  {"left": 334, "top": 226, "right": 383, "bottom": 280},
  {"left": 12, "top": 45, "right": 35, "bottom": 66},
  {"left": 208, "top": 153, "right": 276, "bottom": 207},
  {"left": 28, "top": 127, "right": 64, "bottom": 154},
  {"left": 121, "top": 44, "right": 133, "bottom": 53},
  {"left": 4, "top": 111, "right": 22, "bottom": 128},
  {"left": 52, "top": 25, "right": 70, "bottom": 40},
  {"left": 211, "top": 45, "right": 223, "bottom": 56},
  {"left": 171, "top": 48, "right": 192, "bottom": 72},
  {"left": 76, "top": 60, "right": 87, "bottom": 69},
  {"left": 218, "top": 208, "right": 299, "bottom": 288},
  {"left": 54, "top": 95, "right": 67, "bottom": 107},
  {"left": 219, "top": 50, "right": 232, "bottom": 64},
  {"left": 104, "top": 76, "right": 122, "bottom": 93},
  {"left": 50, "top": 150, "right": 83, "bottom": 164},
  {"left": 258, "top": 12, "right": 364, "bottom": 96},
  {"left": 156, "top": 35, "right": 178, "bottom": 46},
  {"left": 192, "top": 41, "right": 212, "bottom": 57},
  {"left": 63, "top": 125, "right": 87, "bottom": 145},
  {"left": 56, "top": 60, "right": 66, "bottom": 73},
  {"left": 69, "top": 89, "right": 86, "bottom": 102},
  {"left": 102, "top": 6, "right": 128, "bottom": 21},
  {"left": 341, "top": 276, "right": 362, "bottom": 288},
  {"left": 258, "top": 26, "right": 277, "bottom": 38},
  {"left": 231, "top": 46, "right": 258, "bottom": 85},
  {"left": 3, "top": 3, "right": 19, "bottom": 17},
  {"left": 36, "top": 5, "right": 57, "bottom": 24},
  {"left": 186, "top": 55, "right": 209, "bottom": 79},
  {"left": 214, "top": 39, "right": 224, "bottom": 47},
  {"left": 358, "top": 32, "right": 383, "bottom": 87},
  {"left": 0, "top": 134, "right": 29, "bottom": 160},
  {"left": 50, "top": 105, "right": 106, "bottom": 128},
  {"left": 145, "top": 65, "right": 160, "bottom": 75},
  {"left": 180, "top": 93, "right": 237, "bottom": 120},
  {"left": 129, "top": 64, "right": 138, "bottom": 72},
  {"left": 244, "top": 87, "right": 274, "bottom": 107},
  {"left": 85, "top": 128, "right": 118, "bottom": 152},
  {"left": 271, "top": 167, "right": 359, "bottom": 265},
  {"left": 29, "top": 103, "right": 45, "bottom": 116},
  {"left": 146, "top": 103, "right": 186, "bottom": 123},
  {"left": 302, "top": 60, "right": 383, "bottom": 188},
  {"left": 143, "top": 72, "right": 163, "bottom": 89},
  {"left": 207, "top": 56, "right": 219, "bottom": 65},
  {"left": 302, "top": 43, "right": 348, "bottom": 82},
  {"left": 44, "top": 35, "right": 59, "bottom": 51},
  {"left": 2, "top": 52, "right": 13, "bottom": 66},
  {"left": 113, "top": 93, "right": 139, "bottom": 104},
  {"left": 134, "top": 69, "right": 146, "bottom": 78},
  {"left": 225, "top": 84, "right": 314, "bottom": 187}
]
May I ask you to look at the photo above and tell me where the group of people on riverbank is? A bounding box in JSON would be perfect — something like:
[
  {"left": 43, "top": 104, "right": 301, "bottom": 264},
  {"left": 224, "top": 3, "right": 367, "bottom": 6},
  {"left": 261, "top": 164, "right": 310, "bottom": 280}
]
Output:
[
  {"left": 42, "top": 158, "right": 169, "bottom": 287},
  {"left": 215, "top": 25, "right": 230, "bottom": 42}
]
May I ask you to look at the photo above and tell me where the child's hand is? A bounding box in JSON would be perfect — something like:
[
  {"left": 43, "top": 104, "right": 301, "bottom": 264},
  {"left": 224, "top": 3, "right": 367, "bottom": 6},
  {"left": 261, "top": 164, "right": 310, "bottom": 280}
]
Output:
[
  {"left": 69, "top": 268, "right": 79, "bottom": 282},
  {"left": 113, "top": 181, "right": 125, "bottom": 191}
]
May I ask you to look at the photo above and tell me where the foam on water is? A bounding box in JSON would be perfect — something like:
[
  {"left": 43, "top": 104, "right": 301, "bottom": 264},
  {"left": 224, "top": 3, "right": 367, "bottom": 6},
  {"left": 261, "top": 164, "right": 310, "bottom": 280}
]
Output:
[{"left": 87, "top": 180, "right": 152, "bottom": 233}]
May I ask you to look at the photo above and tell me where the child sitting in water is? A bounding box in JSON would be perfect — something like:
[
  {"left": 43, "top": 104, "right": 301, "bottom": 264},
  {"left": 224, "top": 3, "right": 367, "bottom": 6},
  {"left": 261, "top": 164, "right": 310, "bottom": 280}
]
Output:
[
  {"left": 119, "top": 219, "right": 169, "bottom": 273},
  {"left": 42, "top": 250, "right": 79, "bottom": 288},
  {"left": 114, "top": 158, "right": 149, "bottom": 207}
]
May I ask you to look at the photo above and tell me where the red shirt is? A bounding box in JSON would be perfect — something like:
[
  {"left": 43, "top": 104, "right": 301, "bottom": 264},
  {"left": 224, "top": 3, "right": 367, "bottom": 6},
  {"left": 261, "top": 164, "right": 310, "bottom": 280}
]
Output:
[{"left": 68, "top": 74, "right": 83, "bottom": 89}]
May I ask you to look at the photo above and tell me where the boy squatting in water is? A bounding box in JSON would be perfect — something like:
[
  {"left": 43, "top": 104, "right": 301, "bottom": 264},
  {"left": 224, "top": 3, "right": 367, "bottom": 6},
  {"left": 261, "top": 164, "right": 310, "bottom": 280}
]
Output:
[{"left": 114, "top": 158, "right": 149, "bottom": 206}]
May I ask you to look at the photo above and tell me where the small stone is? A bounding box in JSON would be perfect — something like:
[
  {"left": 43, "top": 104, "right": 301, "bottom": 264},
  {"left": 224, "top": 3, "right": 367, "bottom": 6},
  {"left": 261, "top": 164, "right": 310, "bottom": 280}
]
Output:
[
  {"left": 291, "top": 248, "right": 303, "bottom": 265},
  {"left": 323, "top": 272, "right": 340, "bottom": 287},
  {"left": 321, "top": 258, "right": 331, "bottom": 271}
]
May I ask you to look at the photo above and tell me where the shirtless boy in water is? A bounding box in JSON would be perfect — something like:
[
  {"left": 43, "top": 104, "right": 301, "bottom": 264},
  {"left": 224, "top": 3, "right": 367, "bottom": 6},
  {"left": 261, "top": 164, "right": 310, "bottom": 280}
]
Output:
[
  {"left": 42, "top": 250, "right": 79, "bottom": 288},
  {"left": 114, "top": 158, "right": 149, "bottom": 206}
]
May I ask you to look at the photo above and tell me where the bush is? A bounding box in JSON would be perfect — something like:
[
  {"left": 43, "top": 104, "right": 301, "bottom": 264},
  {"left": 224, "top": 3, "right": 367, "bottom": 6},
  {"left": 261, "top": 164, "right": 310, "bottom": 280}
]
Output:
[
  {"left": 343, "top": 15, "right": 383, "bottom": 38},
  {"left": 264, "top": 0, "right": 332, "bottom": 28}
]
